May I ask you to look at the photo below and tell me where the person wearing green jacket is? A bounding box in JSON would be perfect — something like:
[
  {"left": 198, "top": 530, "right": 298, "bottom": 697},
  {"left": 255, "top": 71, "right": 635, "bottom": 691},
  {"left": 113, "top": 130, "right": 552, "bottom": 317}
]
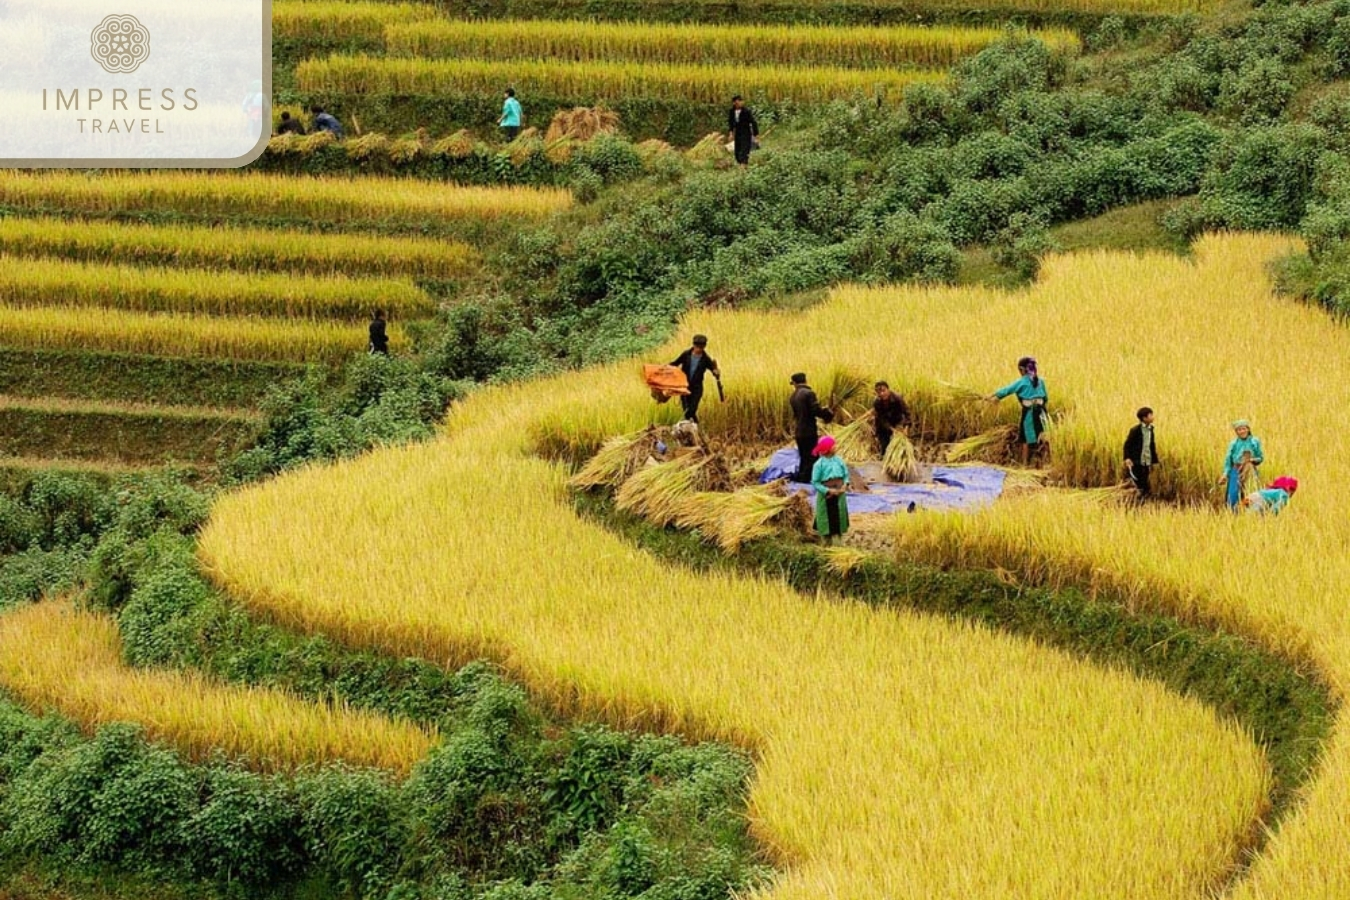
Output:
[
  {"left": 810, "top": 435, "right": 850, "bottom": 545},
  {"left": 1220, "top": 419, "right": 1264, "bottom": 510},
  {"left": 988, "top": 356, "right": 1048, "bottom": 466}
]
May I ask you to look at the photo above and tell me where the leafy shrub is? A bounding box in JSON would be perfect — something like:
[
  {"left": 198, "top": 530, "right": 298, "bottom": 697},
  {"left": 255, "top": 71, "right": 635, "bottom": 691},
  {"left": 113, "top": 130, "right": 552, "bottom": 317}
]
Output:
[
  {"left": 187, "top": 766, "right": 303, "bottom": 885},
  {"left": 856, "top": 213, "right": 960, "bottom": 283},
  {"left": 1217, "top": 58, "right": 1296, "bottom": 124},
  {"left": 297, "top": 766, "right": 407, "bottom": 895}
]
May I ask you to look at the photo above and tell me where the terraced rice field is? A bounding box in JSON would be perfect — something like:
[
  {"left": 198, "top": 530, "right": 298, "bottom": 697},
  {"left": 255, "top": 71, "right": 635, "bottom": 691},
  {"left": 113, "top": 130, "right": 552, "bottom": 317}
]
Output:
[
  {"left": 0, "top": 600, "right": 436, "bottom": 773},
  {"left": 0, "top": 171, "right": 570, "bottom": 469},
  {"left": 200, "top": 233, "right": 1350, "bottom": 899}
]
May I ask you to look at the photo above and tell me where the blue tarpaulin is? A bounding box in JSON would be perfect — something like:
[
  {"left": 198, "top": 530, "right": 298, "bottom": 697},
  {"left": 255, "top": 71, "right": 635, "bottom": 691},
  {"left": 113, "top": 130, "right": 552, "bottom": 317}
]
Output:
[{"left": 759, "top": 447, "right": 1006, "bottom": 513}]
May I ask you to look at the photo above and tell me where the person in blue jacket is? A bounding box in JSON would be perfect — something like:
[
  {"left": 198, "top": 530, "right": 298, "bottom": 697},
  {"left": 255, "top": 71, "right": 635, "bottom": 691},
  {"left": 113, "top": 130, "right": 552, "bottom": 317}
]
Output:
[
  {"left": 499, "top": 88, "right": 522, "bottom": 142},
  {"left": 988, "top": 356, "right": 1048, "bottom": 466},
  {"left": 1220, "top": 419, "right": 1264, "bottom": 510},
  {"left": 810, "top": 435, "right": 849, "bottom": 545}
]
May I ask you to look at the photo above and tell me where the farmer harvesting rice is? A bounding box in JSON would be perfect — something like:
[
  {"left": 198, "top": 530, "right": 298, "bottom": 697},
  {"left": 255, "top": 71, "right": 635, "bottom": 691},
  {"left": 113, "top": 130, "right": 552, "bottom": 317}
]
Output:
[
  {"left": 988, "top": 357, "right": 1048, "bottom": 466},
  {"left": 790, "top": 372, "right": 833, "bottom": 484},
  {"left": 1123, "top": 407, "right": 1159, "bottom": 500},
  {"left": 1220, "top": 419, "right": 1264, "bottom": 510},
  {"left": 873, "top": 381, "right": 911, "bottom": 456},
  {"left": 811, "top": 435, "right": 849, "bottom": 544},
  {"left": 669, "top": 334, "right": 721, "bottom": 423},
  {"left": 1243, "top": 475, "right": 1297, "bottom": 515}
]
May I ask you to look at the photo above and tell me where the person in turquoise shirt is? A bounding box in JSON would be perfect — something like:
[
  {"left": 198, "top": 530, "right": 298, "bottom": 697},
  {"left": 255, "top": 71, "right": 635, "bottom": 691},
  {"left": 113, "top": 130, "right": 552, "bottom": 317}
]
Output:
[
  {"left": 810, "top": 435, "right": 850, "bottom": 545},
  {"left": 988, "top": 356, "right": 1048, "bottom": 466},
  {"left": 1243, "top": 475, "right": 1297, "bottom": 516},
  {"left": 1220, "top": 419, "right": 1264, "bottom": 510},
  {"left": 499, "top": 88, "right": 522, "bottom": 142}
]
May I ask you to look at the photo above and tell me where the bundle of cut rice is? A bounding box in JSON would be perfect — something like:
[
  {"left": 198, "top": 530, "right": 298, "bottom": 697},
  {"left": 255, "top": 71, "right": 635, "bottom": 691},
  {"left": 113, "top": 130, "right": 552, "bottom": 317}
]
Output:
[
  {"left": 882, "top": 429, "right": 920, "bottom": 482},
  {"left": 823, "top": 546, "right": 870, "bottom": 576},
  {"left": 545, "top": 106, "right": 621, "bottom": 142},
  {"left": 568, "top": 431, "right": 648, "bottom": 491},
  {"left": 829, "top": 413, "right": 877, "bottom": 464},
  {"left": 615, "top": 454, "right": 710, "bottom": 526},
  {"left": 686, "top": 132, "right": 731, "bottom": 164},
  {"left": 945, "top": 425, "right": 1016, "bottom": 463},
  {"left": 674, "top": 483, "right": 795, "bottom": 552},
  {"left": 431, "top": 129, "right": 476, "bottom": 159}
]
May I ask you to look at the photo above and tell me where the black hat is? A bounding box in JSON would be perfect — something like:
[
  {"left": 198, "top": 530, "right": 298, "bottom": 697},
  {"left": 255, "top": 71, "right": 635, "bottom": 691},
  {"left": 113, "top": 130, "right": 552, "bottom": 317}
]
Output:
[
  {"left": 790, "top": 372, "right": 807, "bottom": 385},
  {"left": 692, "top": 334, "right": 708, "bottom": 346}
]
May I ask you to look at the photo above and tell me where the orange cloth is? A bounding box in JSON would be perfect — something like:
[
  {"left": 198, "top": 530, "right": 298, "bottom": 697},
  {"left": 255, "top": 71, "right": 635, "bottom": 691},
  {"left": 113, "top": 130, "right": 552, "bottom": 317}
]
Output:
[{"left": 643, "top": 364, "right": 690, "bottom": 397}]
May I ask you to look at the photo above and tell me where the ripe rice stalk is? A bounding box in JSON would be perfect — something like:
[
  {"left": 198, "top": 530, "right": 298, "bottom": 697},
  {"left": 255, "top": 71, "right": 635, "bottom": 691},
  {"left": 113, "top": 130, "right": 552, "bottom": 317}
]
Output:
[
  {"left": 300, "top": 130, "right": 338, "bottom": 154},
  {"left": 568, "top": 430, "right": 649, "bottom": 490},
  {"left": 384, "top": 19, "right": 1080, "bottom": 70},
  {"left": 0, "top": 303, "right": 396, "bottom": 363},
  {"left": 686, "top": 132, "right": 731, "bottom": 163},
  {"left": 823, "top": 546, "right": 871, "bottom": 575},
  {"left": 544, "top": 137, "right": 577, "bottom": 164},
  {"left": 296, "top": 55, "right": 944, "bottom": 106},
  {"left": 0, "top": 171, "right": 571, "bottom": 231},
  {"left": 0, "top": 216, "right": 479, "bottom": 280},
  {"left": 615, "top": 454, "right": 710, "bottom": 525},
  {"left": 346, "top": 132, "right": 391, "bottom": 160},
  {"left": 829, "top": 413, "right": 877, "bottom": 464},
  {"left": 882, "top": 429, "right": 921, "bottom": 482},
  {"left": 0, "top": 600, "right": 436, "bottom": 773},
  {"left": 946, "top": 425, "right": 1016, "bottom": 463},
  {"left": 823, "top": 368, "right": 873, "bottom": 421},
  {"left": 0, "top": 255, "right": 432, "bottom": 321},
  {"left": 995, "top": 466, "right": 1052, "bottom": 492},
  {"left": 431, "top": 129, "right": 478, "bottom": 158},
  {"left": 273, "top": 0, "right": 434, "bottom": 42},
  {"left": 545, "top": 106, "right": 621, "bottom": 142},
  {"left": 673, "top": 483, "right": 795, "bottom": 551}
]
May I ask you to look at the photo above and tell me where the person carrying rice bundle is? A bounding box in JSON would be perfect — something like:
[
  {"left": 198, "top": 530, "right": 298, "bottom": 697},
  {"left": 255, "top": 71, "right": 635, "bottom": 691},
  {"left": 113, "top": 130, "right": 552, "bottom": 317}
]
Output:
[
  {"left": 1243, "top": 475, "right": 1297, "bottom": 516},
  {"left": 872, "top": 381, "right": 912, "bottom": 457},
  {"left": 1220, "top": 419, "right": 1264, "bottom": 510},
  {"left": 988, "top": 356, "right": 1048, "bottom": 466},
  {"left": 810, "top": 435, "right": 849, "bottom": 545}
]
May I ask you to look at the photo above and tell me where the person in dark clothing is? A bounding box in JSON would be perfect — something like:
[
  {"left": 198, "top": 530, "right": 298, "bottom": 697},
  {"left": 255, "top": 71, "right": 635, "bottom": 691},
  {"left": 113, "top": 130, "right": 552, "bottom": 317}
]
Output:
[
  {"left": 276, "top": 111, "right": 305, "bottom": 135},
  {"left": 1123, "top": 406, "right": 1159, "bottom": 499},
  {"left": 310, "top": 105, "right": 343, "bottom": 139},
  {"left": 368, "top": 309, "right": 389, "bottom": 356},
  {"left": 669, "top": 334, "right": 720, "bottom": 422},
  {"left": 872, "top": 381, "right": 911, "bottom": 456},
  {"left": 789, "top": 372, "right": 833, "bottom": 484},
  {"left": 726, "top": 95, "right": 759, "bottom": 166}
]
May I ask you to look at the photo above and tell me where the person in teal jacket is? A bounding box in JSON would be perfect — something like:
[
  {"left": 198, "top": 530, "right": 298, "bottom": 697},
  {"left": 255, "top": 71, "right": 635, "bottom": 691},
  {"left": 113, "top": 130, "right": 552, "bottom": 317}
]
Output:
[
  {"left": 1243, "top": 475, "right": 1297, "bottom": 516},
  {"left": 499, "top": 88, "right": 522, "bottom": 142},
  {"left": 810, "top": 435, "right": 850, "bottom": 544},
  {"left": 1220, "top": 419, "right": 1264, "bottom": 510},
  {"left": 988, "top": 356, "right": 1048, "bottom": 466}
]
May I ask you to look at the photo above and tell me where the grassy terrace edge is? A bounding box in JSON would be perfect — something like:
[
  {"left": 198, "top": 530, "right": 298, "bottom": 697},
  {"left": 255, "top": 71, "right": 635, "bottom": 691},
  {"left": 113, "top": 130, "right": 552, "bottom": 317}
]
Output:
[{"left": 574, "top": 493, "right": 1335, "bottom": 868}]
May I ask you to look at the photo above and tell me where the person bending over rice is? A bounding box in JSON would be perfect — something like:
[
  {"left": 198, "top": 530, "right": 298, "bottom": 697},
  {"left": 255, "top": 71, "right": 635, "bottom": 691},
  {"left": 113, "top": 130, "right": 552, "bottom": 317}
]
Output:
[
  {"left": 811, "top": 435, "right": 849, "bottom": 545},
  {"left": 988, "top": 356, "right": 1048, "bottom": 466},
  {"left": 1243, "top": 475, "right": 1297, "bottom": 516}
]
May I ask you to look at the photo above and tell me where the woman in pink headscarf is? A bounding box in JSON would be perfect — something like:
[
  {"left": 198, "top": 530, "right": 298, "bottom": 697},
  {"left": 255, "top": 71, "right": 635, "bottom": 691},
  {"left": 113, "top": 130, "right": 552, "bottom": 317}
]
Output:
[
  {"left": 1243, "top": 475, "right": 1298, "bottom": 516},
  {"left": 811, "top": 435, "right": 850, "bottom": 544}
]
